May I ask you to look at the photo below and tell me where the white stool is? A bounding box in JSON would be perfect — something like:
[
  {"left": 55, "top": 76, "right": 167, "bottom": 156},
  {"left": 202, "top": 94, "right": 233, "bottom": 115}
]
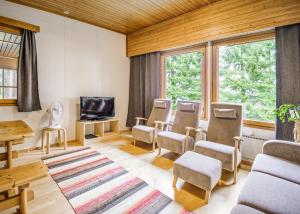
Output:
[{"left": 42, "top": 127, "right": 67, "bottom": 154}]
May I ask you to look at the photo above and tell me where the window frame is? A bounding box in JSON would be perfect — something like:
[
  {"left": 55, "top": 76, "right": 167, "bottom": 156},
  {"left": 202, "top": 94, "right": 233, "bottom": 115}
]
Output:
[
  {"left": 160, "top": 45, "right": 208, "bottom": 119},
  {"left": 0, "top": 25, "right": 21, "bottom": 106},
  {"left": 211, "top": 31, "right": 276, "bottom": 130}
]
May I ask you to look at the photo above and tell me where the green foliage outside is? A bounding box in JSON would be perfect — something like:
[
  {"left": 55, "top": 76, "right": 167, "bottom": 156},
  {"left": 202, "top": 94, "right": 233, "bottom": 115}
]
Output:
[
  {"left": 219, "top": 40, "right": 276, "bottom": 122},
  {"left": 165, "top": 52, "right": 202, "bottom": 109}
]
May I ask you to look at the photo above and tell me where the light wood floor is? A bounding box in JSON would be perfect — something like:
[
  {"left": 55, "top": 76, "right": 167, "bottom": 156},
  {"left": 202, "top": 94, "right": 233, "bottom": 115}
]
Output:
[{"left": 3, "top": 135, "right": 249, "bottom": 214}]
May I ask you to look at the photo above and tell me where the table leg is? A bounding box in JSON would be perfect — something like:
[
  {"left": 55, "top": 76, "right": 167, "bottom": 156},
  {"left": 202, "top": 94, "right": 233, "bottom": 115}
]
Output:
[
  {"left": 20, "top": 187, "right": 28, "bottom": 214},
  {"left": 7, "top": 141, "right": 12, "bottom": 169}
]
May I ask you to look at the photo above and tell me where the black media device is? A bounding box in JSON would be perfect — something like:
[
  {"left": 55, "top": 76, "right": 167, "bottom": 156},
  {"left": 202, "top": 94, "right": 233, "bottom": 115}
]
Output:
[{"left": 80, "top": 96, "right": 115, "bottom": 121}]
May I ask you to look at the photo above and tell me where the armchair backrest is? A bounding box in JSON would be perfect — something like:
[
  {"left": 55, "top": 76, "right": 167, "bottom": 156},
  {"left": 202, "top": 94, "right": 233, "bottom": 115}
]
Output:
[
  {"left": 207, "top": 103, "right": 242, "bottom": 147},
  {"left": 171, "top": 101, "right": 201, "bottom": 136},
  {"left": 147, "top": 99, "right": 172, "bottom": 127}
]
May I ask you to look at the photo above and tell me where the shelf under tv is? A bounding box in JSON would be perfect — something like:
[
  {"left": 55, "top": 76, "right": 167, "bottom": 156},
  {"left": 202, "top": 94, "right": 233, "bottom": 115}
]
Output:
[{"left": 76, "top": 117, "right": 120, "bottom": 146}]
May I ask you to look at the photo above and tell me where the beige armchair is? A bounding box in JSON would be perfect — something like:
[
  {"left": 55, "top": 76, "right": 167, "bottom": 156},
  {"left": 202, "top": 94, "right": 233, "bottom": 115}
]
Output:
[
  {"left": 156, "top": 101, "right": 201, "bottom": 155},
  {"left": 132, "top": 99, "right": 172, "bottom": 151},
  {"left": 194, "top": 103, "right": 243, "bottom": 184}
]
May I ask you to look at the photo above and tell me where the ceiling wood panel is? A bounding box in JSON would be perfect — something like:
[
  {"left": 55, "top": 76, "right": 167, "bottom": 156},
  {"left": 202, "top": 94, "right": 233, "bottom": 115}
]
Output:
[
  {"left": 127, "top": 0, "right": 300, "bottom": 56},
  {"left": 7, "top": 0, "right": 221, "bottom": 34}
]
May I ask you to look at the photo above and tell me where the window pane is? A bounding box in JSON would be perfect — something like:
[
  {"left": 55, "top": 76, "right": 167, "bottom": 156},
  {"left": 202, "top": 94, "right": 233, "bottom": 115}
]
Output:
[
  {"left": 165, "top": 51, "right": 202, "bottom": 109},
  {"left": 4, "top": 69, "right": 17, "bottom": 87},
  {"left": 4, "top": 87, "right": 17, "bottom": 99},
  {"left": 0, "top": 87, "right": 3, "bottom": 99},
  {"left": 218, "top": 39, "right": 276, "bottom": 122},
  {"left": 0, "top": 69, "right": 3, "bottom": 86}
]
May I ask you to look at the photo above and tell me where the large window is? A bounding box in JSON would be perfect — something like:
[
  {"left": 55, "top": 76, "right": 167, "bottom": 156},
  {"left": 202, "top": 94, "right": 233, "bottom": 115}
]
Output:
[
  {"left": 0, "top": 27, "right": 21, "bottom": 106},
  {"left": 161, "top": 47, "right": 206, "bottom": 116},
  {"left": 212, "top": 33, "right": 276, "bottom": 129}
]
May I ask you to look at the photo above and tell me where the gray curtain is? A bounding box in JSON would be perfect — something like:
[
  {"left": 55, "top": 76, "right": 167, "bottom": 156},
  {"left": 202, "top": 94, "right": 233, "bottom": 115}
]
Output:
[
  {"left": 126, "top": 52, "right": 161, "bottom": 127},
  {"left": 276, "top": 23, "right": 300, "bottom": 140},
  {"left": 17, "top": 29, "right": 41, "bottom": 112}
]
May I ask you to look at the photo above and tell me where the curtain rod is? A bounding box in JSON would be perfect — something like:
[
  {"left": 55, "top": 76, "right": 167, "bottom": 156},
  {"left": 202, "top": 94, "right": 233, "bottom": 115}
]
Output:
[{"left": 0, "top": 16, "right": 40, "bottom": 33}]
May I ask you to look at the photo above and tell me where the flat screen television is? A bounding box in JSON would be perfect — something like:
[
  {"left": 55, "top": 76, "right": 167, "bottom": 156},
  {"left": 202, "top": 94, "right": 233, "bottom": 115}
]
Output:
[{"left": 80, "top": 97, "right": 115, "bottom": 120}]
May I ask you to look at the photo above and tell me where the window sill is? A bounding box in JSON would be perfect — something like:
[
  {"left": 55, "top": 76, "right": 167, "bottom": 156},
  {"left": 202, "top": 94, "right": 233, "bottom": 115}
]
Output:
[
  {"left": 0, "top": 99, "right": 17, "bottom": 106},
  {"left": 243, "top": 119, "right": 275, "bottom": 131}
]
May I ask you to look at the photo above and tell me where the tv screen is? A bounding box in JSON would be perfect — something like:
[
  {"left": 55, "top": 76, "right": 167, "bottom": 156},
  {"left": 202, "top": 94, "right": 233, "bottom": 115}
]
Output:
[{"left": 80, "top": 97, "right": 115, "bottom": 120}]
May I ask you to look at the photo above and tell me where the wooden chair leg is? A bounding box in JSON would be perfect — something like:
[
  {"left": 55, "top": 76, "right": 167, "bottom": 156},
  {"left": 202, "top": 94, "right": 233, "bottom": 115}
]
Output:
[
  {"left": 204, "top": 190, "right": 211, "bottom": 203},
  {"left": 152, "top": 140, "right": 156, "bottom": 152},
  {"left": 172, "top": 176, "right": 178, "bottom": 188},
  {"left": 233, "top": 167, "right": 237, "bottom": 184},
  {"left": 62, "top": 128, "right": 67, "bottom": 150},
  {"left": 46, "top": 131, "right": 50, "bottom": 154},
  {"left": 157, "top": 147, "right": 161, "bottom": 156},
  {"left": 41, "top": 130, "right": 45, "bottom": 151},
  {"left": 233, "top": 148, "right": 238, "bottom": 184},
  {"left": 57, "top": 129, "right": 61, "bottom": 145}
]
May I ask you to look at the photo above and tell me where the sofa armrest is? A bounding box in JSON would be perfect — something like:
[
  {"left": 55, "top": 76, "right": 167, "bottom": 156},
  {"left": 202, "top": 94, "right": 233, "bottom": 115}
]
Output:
[{"left": 263, "top": 140, "right": 300, "bottom": 164}]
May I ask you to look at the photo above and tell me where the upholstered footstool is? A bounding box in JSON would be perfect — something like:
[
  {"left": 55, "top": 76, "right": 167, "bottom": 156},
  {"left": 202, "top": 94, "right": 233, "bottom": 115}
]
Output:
[{"left": 173, "top": 151, "right": 222, "bottom": 202}]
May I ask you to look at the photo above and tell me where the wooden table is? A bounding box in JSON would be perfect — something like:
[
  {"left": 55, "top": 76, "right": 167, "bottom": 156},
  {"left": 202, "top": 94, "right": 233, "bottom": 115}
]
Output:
[{"left": 0, "top": 120, "right": 34, "bottom": 168}]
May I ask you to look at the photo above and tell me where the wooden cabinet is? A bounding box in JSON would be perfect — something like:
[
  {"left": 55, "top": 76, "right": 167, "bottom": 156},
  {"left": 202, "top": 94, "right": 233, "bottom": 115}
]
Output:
[{"left": 76, "top": 118, "right": 120, "bottom": 146}]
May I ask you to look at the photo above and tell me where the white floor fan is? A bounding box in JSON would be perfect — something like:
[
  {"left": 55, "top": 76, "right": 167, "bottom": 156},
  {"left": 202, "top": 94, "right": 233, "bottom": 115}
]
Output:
[{"left": 42, "top": 101, "right": 67, "bottom": 154}]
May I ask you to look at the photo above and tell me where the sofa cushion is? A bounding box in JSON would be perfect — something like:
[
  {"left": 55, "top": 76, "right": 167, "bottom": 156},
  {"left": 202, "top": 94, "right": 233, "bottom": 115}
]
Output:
[
  {"left": 157, "top": 131, "right": 194, "bottom": 154},
  {"left": 194, "top": 140, "right": 242, "bottom": 171},
  {"left": 132, "top": 125, "right": 155, "bottom": 143},
  {"left": 252, "top": 154, "right": 300, "bottom": 185},
  {"left": 174, "top": 151, "right": 221, "bottom": 191},
  {"left": 230, "top": 204, "right": 266, "bottom": 214},
  {"left": 238, "top": 171, "right": 300, "bottom": 214}
]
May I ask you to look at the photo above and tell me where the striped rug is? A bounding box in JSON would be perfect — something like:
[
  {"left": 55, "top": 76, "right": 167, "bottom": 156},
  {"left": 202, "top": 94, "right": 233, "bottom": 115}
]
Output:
[{"left": 42, "top": 147, "right": 191, "bottom": 214}]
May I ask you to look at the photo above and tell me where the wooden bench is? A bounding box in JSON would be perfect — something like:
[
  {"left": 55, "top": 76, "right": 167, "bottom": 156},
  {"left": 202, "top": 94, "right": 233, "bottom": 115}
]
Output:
[{"left": 0, "top": 161, "right": 48, "bottom": 213}]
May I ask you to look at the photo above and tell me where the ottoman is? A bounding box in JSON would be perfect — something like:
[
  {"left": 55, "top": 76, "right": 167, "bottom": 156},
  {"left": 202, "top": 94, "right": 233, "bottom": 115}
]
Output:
[{"left": 173, "top": 151, "right": 222, "bottom": 202}]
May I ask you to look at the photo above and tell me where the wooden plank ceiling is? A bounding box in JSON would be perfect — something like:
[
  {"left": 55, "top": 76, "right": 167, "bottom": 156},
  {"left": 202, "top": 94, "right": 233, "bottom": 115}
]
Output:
[
  {"left": 7, "top": 0, "right": 221, "bottom": 34},
  {"left": 127, "top": 0, "right": 300, "bottom": 56}
]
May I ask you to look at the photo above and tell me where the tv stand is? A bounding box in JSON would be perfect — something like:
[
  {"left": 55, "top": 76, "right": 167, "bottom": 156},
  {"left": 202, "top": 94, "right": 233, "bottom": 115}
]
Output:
[{"left": 76, "top": 118, "right": 120, "bottom": 146}]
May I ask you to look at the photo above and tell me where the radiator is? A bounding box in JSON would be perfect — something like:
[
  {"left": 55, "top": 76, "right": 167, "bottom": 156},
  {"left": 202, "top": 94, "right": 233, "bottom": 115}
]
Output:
[{"left": 241, "top": 135, "right": 269, "bottom": 161}]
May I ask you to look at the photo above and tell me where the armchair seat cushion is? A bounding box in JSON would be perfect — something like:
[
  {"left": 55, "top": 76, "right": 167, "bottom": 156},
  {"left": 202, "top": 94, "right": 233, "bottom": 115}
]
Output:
[
  {"left": 194, "top": 140, "right": 241, "bottom": 171},
  {"left": 252, "top": 154, "right": 300, "bottom": 185},
  {"left": 132, "top": 125, "right": 155, "bottom": 144},
  {"left": 157, "top": 131, "right": 194, "bottom": 154},
  {"left": 230, "top": 204, "right": 266, "bottom": 214},
  {"left": 238, "top": 171, "right": 300, "bottom": 214}
]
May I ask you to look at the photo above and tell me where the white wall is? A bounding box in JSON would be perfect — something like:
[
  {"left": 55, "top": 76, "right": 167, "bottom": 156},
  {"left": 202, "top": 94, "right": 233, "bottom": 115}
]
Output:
[{"left": 0, "top": 1, "right": 130, "bottom": 149}]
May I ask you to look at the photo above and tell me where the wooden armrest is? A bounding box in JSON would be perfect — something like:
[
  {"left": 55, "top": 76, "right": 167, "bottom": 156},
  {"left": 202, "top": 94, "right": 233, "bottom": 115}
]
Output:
[
  {"left": 154, "top": 120, "right": 167, "bottom": 125},
  {"left": 196, "top": 128, "right": 207, "bottom": 134},
  {"left": 154, "top": 121, "right": 169, "bottom": 130},
  {"left": 185, "top": 127, "right": 202, "bottom": 133},
  {"left": 234, "top": 136, "right": 243, "bottom": 149},
  {"left": 185, "top": 126, "right": 195, "bottom": 131},
  {"left": 135, "top": 117, "right": 147, "bottom": 121},
  {"left": 135, "top": 117, "right": 148, "bottom": 125},
  {"left": 234, "top": 136, "right": 243, "bottom": 141}
]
